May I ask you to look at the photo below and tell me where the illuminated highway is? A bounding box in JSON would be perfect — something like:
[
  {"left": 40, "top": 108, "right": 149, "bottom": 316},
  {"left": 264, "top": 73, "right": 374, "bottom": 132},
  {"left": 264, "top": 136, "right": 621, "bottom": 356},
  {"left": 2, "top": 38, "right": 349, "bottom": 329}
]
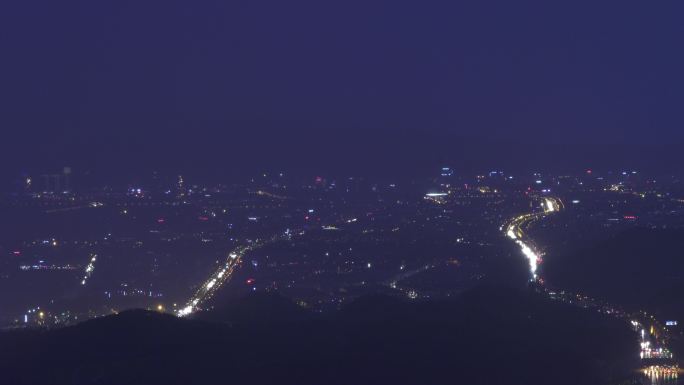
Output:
[
  {"left": 80, "top": 254, "right": 98, "bottom": 286},
  {"left": 176, "top": 231, "right": 292, "bottom": 317},
  {"left": 504, "top": 197, "right": 562, "bottom": 280},
  {"left": 504, "top": 196, "right": 680, "bottom": 383}
]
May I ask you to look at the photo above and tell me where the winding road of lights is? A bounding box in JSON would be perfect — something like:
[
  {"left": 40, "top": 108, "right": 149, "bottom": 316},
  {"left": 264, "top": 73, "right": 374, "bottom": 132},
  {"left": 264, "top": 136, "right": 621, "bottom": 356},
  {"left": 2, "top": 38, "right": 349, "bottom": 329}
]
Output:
[
  {"left": 504, "top": 198, "right": 560, "bottom": 280},
  {"left": 506, "top": 197, "right": 679, "bottom": 379}
]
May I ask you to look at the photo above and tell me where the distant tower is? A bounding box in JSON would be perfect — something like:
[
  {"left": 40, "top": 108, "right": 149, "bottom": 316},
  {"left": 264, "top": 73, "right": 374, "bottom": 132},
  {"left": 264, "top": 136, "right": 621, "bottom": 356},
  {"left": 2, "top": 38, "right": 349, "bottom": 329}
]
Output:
[
  {"left": 438, "top": 167, "right": 454, "bottom": 188},
  {"left": 440, "top": 167, "right": 454, "bottom": 177},
  {"left": 177, "top": 175, "right": 186, "bottom": 198}
]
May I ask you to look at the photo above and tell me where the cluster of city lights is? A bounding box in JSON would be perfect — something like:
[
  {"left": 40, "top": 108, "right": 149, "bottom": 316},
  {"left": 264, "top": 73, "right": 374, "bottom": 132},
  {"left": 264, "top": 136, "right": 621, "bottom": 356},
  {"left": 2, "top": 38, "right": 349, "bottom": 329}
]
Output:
[
  {"left": 632, "top": 320, "right": 679, "bottom": 381},
  {"left": 643, "top": 365, "right": 679, "bottom": 379}
]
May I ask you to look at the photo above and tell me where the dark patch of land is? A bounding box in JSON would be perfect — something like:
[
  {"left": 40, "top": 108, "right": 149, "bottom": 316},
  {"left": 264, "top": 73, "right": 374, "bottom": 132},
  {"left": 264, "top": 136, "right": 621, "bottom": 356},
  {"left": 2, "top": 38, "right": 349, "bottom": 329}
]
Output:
[
  {"left": 544, "top": 227, "right": 684, "bottom": 322},
  {"left": 0, "top": 287, "right": 636, "bottom": 385}
]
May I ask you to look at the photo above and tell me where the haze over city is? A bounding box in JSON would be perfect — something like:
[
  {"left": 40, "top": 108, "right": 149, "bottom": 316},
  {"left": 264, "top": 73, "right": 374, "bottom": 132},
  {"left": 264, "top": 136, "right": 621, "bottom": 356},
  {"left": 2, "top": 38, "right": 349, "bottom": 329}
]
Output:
[{"left": 1, "top": 1, "right": 684, "bottom": 385}]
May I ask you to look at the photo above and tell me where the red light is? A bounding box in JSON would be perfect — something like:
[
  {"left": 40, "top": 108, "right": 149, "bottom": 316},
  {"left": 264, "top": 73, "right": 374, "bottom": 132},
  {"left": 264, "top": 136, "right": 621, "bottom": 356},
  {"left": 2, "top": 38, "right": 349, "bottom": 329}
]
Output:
[
  {"left": 157, "top": 218, "right": 165, "bottom": 224},
  {"left": 198, "top": 216, "right": 209, "bottom": 221},
  {"left": 304, "top": 216, "right": 309, "bottom": 220},
  {"left": 246, "top": 278, "right": 255, "bottom": 285},
  {"left": 624, "top": 215, "right": 637, "bottom": 220},
  {"left": 12, "top": 250, "right": 21, "bottom": 255},
  {"left": 586, "top": 169, "right": 592, "bottom": 174}
]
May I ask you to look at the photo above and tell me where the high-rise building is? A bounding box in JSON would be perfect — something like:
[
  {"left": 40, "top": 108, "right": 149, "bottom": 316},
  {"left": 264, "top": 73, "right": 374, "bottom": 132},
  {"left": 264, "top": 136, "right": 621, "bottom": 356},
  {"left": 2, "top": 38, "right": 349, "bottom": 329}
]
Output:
[
  {"left": 38, "top": 167, "right": 73, "bottom": 193},
  {"left": 176, "top": 175, "right": 186, "bottom": 198}
]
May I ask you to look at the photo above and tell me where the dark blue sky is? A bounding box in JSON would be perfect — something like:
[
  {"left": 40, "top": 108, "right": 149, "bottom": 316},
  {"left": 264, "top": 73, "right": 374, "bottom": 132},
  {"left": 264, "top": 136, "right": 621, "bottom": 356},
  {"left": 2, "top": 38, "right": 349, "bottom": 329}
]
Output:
[{"left": 1, "top": 1, "right": 683, "bottom": 177}]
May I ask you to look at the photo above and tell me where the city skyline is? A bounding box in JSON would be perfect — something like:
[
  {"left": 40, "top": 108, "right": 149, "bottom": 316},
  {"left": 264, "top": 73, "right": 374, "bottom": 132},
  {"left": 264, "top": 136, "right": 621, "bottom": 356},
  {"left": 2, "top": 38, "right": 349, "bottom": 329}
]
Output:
[{"left": 2, "top": 1, "right": 684, "bottom": 384}]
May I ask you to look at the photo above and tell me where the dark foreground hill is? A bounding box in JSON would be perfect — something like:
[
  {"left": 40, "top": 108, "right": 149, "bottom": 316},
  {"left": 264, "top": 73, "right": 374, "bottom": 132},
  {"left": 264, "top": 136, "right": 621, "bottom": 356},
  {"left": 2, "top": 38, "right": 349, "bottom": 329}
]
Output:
[
  {"left": 543, "top": 227, "right": 684, "bottom": 322},
  {"left": 0, "top": 287, "right": 636, "bottom": 385}
]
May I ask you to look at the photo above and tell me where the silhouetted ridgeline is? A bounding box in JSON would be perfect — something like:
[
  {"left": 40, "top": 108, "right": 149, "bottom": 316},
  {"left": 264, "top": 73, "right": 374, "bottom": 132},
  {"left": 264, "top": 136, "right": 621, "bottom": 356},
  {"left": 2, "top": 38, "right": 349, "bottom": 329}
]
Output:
[{"left": 0, "top": 287, "right": 636, "bottom": 385}]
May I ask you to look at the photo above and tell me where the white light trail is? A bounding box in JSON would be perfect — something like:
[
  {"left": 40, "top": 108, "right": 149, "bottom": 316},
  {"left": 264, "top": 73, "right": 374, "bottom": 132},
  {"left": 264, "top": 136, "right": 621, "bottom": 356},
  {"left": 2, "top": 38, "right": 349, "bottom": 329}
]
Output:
[
  {"left": 80, "top": 254, "right": 98, "bottom": 286},
  {"left": 544, "top": 198, "right": 555, "bottom": 212},
  {"left": 506, "top": 227, "right": 517, "bottom": 240},
  {"left": 515, "top": 239, "right": 540, "bottom": 279},
  {"left": 504, "top": 198, "right": 560, "bottom": 280},
  {"left": 176, "top": 231, "right": 302, "bottom": 317}
]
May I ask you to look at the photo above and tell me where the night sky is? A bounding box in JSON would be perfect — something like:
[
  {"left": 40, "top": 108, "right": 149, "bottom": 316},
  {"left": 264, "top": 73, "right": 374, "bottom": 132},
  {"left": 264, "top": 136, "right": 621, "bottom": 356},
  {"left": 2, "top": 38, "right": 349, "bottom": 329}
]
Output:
[{"left": 2, "top": 1, "right": 683, "bottom": 178}]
